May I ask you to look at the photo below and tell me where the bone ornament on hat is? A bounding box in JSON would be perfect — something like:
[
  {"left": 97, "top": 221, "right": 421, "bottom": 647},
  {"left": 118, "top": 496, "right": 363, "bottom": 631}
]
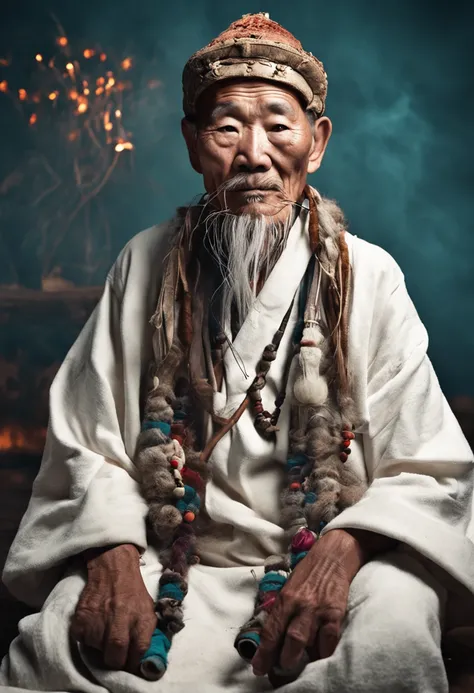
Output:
[{"left": 182, "top": 12, "right": 328, "bottom": 119}]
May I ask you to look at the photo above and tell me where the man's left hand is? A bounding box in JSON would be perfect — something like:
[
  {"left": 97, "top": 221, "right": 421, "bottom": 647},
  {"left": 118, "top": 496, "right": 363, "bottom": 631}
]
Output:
[{"left": 251, "top": 529, "right": 366, "bottom": 676}]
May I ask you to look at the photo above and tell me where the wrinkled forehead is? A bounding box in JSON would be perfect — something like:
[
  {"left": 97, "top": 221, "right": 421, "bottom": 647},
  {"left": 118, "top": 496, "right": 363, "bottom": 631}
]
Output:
[{"left": 195, "top": 77, "right": 307, "bottom": 122}]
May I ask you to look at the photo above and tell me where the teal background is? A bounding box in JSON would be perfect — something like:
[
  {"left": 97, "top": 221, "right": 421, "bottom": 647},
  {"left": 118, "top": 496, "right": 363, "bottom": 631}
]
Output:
[{"left": 1, "top": 0, "right": 473, "bottom": 395}]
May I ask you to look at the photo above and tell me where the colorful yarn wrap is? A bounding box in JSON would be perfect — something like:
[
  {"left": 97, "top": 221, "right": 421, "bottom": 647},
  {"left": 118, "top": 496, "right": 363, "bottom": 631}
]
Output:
[
  {"left": 140, "top": 629, "right": 171, "bottom": 680},
  {"left": 134, "top": 187, "right": 368, "bottom": 684}
]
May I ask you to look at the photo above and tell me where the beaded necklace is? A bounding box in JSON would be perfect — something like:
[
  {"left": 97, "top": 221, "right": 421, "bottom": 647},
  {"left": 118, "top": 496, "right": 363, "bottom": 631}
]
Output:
[{"left": 136, "top": 189, "right": 363, "bottom": 682}]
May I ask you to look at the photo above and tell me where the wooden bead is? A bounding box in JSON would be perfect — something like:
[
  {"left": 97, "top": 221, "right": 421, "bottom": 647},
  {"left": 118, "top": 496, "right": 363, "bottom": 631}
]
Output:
[
  {"left": 342, "top": 439, "right": 351, "bottom": 448},
  {"left": 340, "top": 452, "right": 348, "bottom": 463}
]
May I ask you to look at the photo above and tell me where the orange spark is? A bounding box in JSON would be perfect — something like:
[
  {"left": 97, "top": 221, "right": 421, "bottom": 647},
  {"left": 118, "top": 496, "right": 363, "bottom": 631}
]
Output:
[
  {"left": 121, "top": 57, "right": 132, "bottom": 70},
  {"left": 77, "top": 100, "right": 88, "bottom": 114},
  {"left": 83, "top": 88, "right": 90, "bottom": 96},
  {"left": 106, "top": 77, "right": 115, "bottom": 89},
  {"left": 83, "top": 48, "right": 95, "bottom": 59},
  {"left": 57, "top": 37, "right": 68, "bottom": 47},
  {"left": 105, "top": 122, "right": 113, "bottom": 131},
  {"left": 0, "top": 80, "right": 8, "bottom": 92},
  {"left": 96, "top": 77, "right": 105, "bottom": 86},
  {"left": 0, "top": 58, "right": 10, "bottom": 67},
  {"left": 66, "top": 62, "right": 74, "bottom": 71},
  {"left": 29, "top": 113, "right": 37, "bottom": 125},
  {"left": 100, "top": 53, "right": 107, "bottom": 62},
  {"left": 48, "top": 91, "right": 58, "bottom": 101},
  {"left": 95, "top": 87, "right": 104, "bottom": 95},
  {"left": 18, "top": 89, "right": 27, "bottom": 101},
  {"left": 69, "top": 89, "right": 78, "bottom": 100},
  {"left": 68, "top": 130, "right": 79, "bottom": 141},
  {"left": 115, "top": 109, "right": 122, "bottom": 118},
  {"left": 35, "top": 54, "right": 43, "bottom": 62},
  {"left": 115, "top": 140, "right": 134, "bottom": 152}
]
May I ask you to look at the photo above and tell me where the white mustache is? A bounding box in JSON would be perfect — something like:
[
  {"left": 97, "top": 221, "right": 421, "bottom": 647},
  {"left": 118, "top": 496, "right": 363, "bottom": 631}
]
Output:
[{"left": 221, "top": 174, "right": 284, "bottom": 194}]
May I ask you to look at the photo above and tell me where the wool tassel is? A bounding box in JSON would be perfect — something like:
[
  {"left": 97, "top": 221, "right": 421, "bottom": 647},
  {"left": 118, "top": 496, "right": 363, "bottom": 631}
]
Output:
[{"left": 293, "top": 325, "right": 328, "bottom": 406}]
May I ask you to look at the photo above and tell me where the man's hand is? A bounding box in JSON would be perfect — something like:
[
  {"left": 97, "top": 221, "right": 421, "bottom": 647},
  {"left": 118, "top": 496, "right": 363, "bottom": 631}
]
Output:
[
  {"left": 70, "top": 544, "right": 157, "bottom": 673},
  {"left": 252, "top": 528, "right": 396, "bottom": 677}
]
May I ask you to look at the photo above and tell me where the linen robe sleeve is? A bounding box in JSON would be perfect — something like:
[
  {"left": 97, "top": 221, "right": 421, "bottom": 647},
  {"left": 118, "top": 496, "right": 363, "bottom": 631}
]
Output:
[
  {"left": 323, "top": 246, "right": 474, "bottom": 593},
  {"left": 1, "top": 231, "right": 163, "bottom": 608}
]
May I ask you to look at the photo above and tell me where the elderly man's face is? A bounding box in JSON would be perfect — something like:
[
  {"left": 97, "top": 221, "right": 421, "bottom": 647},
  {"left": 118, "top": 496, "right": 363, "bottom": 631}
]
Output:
[{"left": 182, "top": 79, "right": 332, "bottom": 223}]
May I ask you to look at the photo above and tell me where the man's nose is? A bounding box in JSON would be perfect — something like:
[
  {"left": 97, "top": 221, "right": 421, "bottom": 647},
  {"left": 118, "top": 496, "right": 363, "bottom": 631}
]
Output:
[{"left": 233, "top": 127, "right": 272, "bottom": 173}]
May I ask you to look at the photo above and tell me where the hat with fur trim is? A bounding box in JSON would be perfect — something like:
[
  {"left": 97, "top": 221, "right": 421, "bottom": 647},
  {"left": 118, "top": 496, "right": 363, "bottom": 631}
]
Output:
[{"left": 182, "top": 12, "right": 327, "bottom": 118}]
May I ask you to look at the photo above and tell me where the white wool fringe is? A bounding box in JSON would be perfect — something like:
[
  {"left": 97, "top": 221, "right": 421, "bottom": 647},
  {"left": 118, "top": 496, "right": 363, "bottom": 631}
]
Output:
[{"left": 293, "top": 325, "right": 328, "bottom": 406}]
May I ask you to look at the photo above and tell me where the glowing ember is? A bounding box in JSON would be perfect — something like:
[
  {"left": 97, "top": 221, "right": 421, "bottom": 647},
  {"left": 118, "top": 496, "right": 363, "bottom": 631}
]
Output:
[
  {"left": 0, "top": 58, "right": 10, "bottom": 67},
  {"left": 95, "top": 86, "right": 104, "bottom": 95},
  {"left": 0, "top": 80, "right": 8, "bottom": 93},
  {"left": 83, "top": 88, "right": 90, "bottom": 95},
  {"left": 69, "top": 89, "right": 78, "bottom": 100},
  {"left": 96, "top": 77, "right": 105, "bottom": 86},
  {"left": 115, "top": 109, "right": 122, "bottom": 118},
  {"left": 83, "top": 48, "right": 95, "bottom": 59},
  {"left": 121, "top": 57, "right": 132, "bottom": 71},
  {"left": 0, "top": 425, "right": 47, "bottom": 454},
  {"left": 68, "top": 130, "right": 80, "bottom": 141},
  {"left": 57, "top": 37, "right": 68, "bottom": 47},
  {"left": 18, "top": 89, "right": 27, "bottom": 101},
  {"left": 100, "top": 53, "right": 107, "bottom": 62},
  {"left": 66, "top": 62, "right": 74, "bottom": 71},
  {"left": 29, "top": 113, "right": 37, "bottom": 125},
  {"left": 105, "top": 122, "right": 113, "bottom": 131},
  {"left": 35, "top": 54, "right": 43, "bottom": 62},
  {"left": 115, "top": 141, "right": 134, "bottom": 152},
  {"left": 106, "top": 77, "right": 115, "bottom": 88},
  {"left": 48, "top": 91, "right": 58, "bottom": 101},
  {"left": 77, "top": 101, "right": 88, "bottom": 114}
]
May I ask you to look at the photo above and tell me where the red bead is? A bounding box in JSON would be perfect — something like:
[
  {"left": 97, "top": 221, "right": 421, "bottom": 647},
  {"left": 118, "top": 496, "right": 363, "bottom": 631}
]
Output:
[
  {"left": 183, "top": 511, "right": 195, "bottom": 523},
  {"left": 170, "top": 459, "right": 179, "bottom": 469},
  {"left": 342, "top": 431, "right": 355, "bottom": 440},
  {"left": 340, "top": 452, "right": 348, "bottom": 463},
  {"left": 290, "top": 482, "right": 301, "bottom": 490},
  {"left": 342, "top": 439, "right": 351, "bottom": 448}
]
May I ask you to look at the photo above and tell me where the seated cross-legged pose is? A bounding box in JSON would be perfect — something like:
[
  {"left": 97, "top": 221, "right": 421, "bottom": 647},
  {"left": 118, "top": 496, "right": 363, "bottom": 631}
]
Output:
[{"left": 2, "top": 12, "right": 474, "bottom": 693}]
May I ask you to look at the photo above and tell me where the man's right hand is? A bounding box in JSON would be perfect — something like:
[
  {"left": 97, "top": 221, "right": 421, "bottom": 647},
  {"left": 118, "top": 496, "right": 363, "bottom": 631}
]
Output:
[{"left": 70, "top": 543, "right": 157, "bottom": 673}]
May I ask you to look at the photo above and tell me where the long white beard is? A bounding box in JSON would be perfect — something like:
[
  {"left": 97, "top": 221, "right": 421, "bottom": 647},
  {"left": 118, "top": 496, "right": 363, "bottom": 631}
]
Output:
[{"left": 203, "top": 210, "right": 295, "bottom": 329}]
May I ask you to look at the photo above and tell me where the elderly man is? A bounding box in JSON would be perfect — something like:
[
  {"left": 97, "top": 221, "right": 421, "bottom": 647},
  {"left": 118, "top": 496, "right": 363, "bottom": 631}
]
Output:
[{"left": 1, "top": 13, "right": 474, "bottom": 693}]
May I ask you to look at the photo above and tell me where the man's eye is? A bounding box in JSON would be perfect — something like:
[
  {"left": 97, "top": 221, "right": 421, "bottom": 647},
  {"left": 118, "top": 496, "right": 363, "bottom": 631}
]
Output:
[
  {"left": 217, "top": 125, "right": 237, "bottom": 133},
  {"left": 271, "top": 124, "right": 289, "bottom": 132}
]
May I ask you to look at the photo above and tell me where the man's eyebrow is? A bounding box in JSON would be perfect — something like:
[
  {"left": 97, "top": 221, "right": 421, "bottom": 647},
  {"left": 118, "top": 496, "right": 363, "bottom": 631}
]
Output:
[
  {"left": 208, "top": 99, "right": 297, "bottom": 120},
  {"left": 208, "top": 101, "right": 240, "bottom": 120},
  {"left": 264, "top": 101, "right": 296, "bottom": 117}
]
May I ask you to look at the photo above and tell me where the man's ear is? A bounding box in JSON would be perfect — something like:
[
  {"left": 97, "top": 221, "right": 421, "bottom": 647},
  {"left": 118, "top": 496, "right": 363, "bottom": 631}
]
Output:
[
  {"left": 181, "top": 118, "right": 203, "bottom": 174},
  {"left": 307, "top": 116, "right": 332, "bottom": 174}
]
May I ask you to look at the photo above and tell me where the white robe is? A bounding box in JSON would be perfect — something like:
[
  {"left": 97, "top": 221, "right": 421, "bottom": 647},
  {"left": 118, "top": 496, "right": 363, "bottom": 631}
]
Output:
[{"left": 1, "top": 202, "right": 474, "bottom": 692}]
